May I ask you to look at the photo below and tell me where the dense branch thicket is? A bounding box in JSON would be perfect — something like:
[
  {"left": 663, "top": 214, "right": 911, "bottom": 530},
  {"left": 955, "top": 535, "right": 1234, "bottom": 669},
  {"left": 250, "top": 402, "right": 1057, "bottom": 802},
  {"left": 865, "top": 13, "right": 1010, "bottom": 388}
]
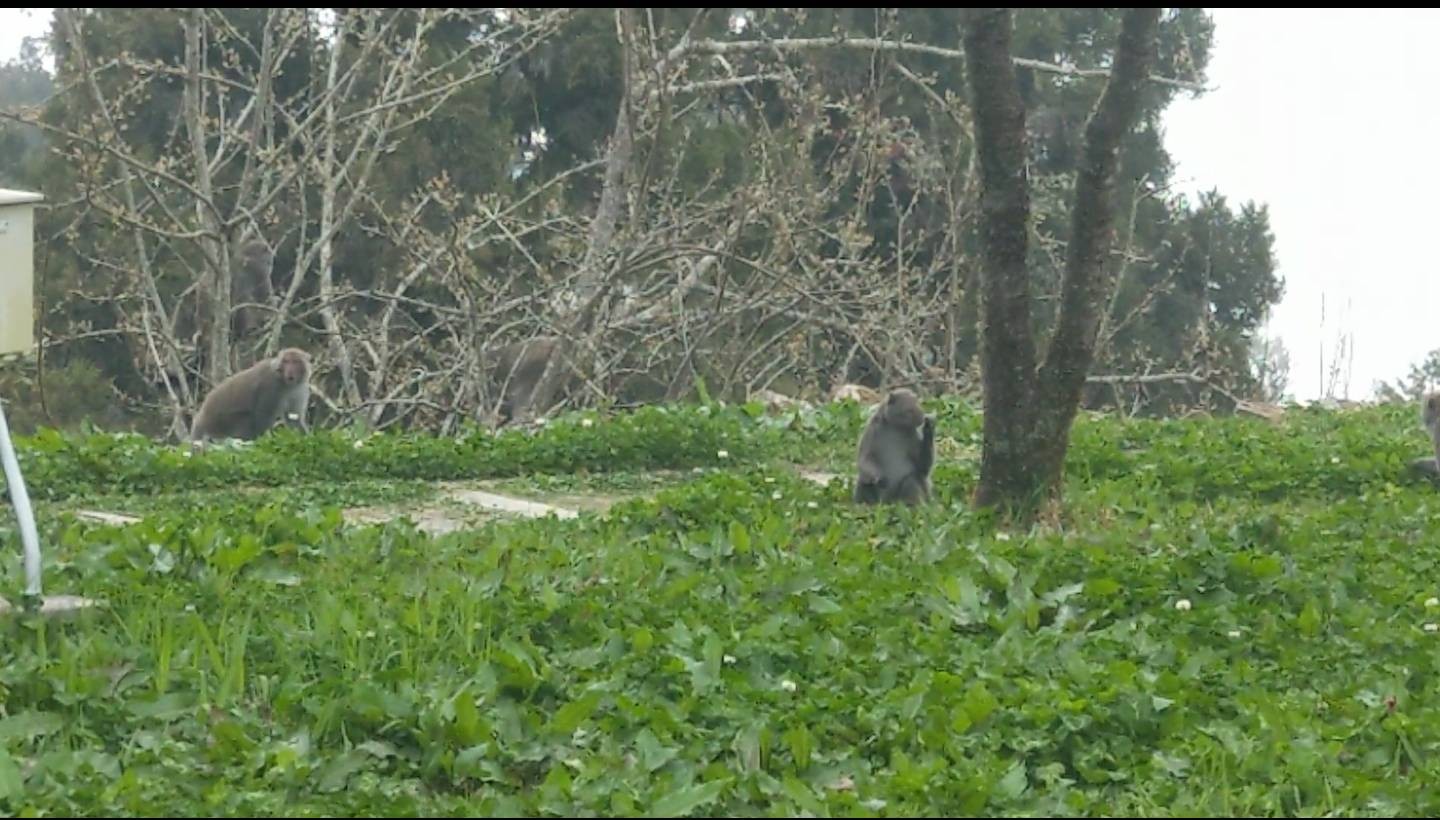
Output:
[{"left": 0, "top": 8, "right": 1280, "bottom": 438}]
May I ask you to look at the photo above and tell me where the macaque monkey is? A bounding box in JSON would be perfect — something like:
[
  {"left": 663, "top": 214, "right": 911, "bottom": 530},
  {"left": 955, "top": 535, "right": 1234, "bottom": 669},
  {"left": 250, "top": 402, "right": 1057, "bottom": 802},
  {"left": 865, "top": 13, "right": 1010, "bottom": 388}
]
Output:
[
  {"left": 487, "top": 337, "right": 567, "bottom": 424},
  {"left": 854, "top": 388, "right": 936, "bottom": 505},
  {"left": 1411, "top": 393, "right": 1440, "bottom": 480},
  {"left": 231, "top": 239, "right": 275, "bottom": 338},
  {"left": 190, "top": 348, "right": 312, "bottom": 443}
]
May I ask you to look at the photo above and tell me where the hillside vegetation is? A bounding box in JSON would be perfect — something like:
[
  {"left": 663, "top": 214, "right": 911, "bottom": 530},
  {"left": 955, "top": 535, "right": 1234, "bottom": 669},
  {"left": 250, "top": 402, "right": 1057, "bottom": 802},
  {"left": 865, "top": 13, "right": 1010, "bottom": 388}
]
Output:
[{"left": 3, "top": 399, "right": 1439, "bottom": 816}]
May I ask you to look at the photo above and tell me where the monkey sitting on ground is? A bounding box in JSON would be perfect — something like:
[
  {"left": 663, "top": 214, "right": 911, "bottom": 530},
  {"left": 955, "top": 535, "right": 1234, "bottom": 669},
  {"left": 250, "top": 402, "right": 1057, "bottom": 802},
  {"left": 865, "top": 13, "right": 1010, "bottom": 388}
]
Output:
[
  {"left": 190, "top": 348, "right": 312, "bottom": 443},
  {"left": 854, "top": 388, "right": 936, "bottom": 506},
  {"left": 1410, "top": 392, "right": 1440, "bottom": 481}
]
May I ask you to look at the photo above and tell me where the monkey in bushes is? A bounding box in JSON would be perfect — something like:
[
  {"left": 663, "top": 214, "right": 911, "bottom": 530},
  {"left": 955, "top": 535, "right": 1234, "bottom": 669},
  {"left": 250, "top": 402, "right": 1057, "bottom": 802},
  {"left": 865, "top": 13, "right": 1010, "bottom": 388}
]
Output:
[
  {"left": 232, "top": 239, "right": 275, "bottom": 338},
  {"left": 489, "top": 337, "right": 556, "bottom": 424},
  {"left": 485, "top": 336, "right": 587, "bottom": 425},
  {"left": 1411, "top": 392, "right": 1440, "bottom": 480},
  {"left": 191, "top": 348, "right": 311, "bottom": 443},
  {"left": 854, "top": 388, "right": 936, "bottom": 506}
]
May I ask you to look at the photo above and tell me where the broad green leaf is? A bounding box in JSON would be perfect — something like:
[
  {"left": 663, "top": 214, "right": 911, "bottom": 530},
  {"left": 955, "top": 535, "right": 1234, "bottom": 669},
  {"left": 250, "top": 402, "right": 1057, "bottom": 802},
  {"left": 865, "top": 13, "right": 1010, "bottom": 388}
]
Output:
[
  {"left": 647, "top": 779, "right": 731, "bottom": 818},
  {"left": 549, "top": 691, "right": 602, "bottom": 735}
]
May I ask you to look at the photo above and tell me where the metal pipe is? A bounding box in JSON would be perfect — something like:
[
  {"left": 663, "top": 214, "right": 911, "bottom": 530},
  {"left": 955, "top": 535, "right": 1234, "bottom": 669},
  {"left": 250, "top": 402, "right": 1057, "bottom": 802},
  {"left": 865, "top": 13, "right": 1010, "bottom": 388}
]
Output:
[{"left": 0, "top": 399, "right": 41, "bottom": 598}]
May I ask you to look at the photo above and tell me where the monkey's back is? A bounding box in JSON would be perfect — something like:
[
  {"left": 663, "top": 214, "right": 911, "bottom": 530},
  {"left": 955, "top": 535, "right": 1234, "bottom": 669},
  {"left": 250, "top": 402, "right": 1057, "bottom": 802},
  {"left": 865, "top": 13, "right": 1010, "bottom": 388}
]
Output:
[
  {"left": 191, "top": 361, "right": 270, "bottom": 440},
  {"left": 857, "top": 410, "right": 925, "bottom": 472},
  {"left": 872, "top": 423, "right": 925, "bottom": 474}
]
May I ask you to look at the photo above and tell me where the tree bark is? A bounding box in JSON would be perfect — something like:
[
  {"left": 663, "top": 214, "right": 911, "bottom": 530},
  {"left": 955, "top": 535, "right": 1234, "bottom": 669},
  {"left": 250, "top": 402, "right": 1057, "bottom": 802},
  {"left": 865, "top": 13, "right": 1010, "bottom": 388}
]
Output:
[
  {"left": 962, "top": 8, "right": 1162, "bottom": 514},
  {"left": 522, "top": 7, "right": 639, "bottom": 421},
  {"left": 182, "top": 9, "right": 231, "bottom": 382},
  {"left": 960, "top": 8, "right": 1043, "bottom": 510},
  {"left": 1034, "top": 8, "right": 1163, "bottom": 477}
]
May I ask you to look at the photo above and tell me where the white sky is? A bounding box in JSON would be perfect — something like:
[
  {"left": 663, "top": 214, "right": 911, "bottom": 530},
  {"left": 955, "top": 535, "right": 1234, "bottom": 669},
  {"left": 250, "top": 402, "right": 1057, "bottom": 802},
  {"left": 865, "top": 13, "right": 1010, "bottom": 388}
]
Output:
[
  {"left": 0, "top": 8, "right": 47, "bottom": 70},
  {"left": 1163, "top": 8, "right": 1440, "bottom": 401},
  {"left": 3, "top": 8, "right": 1436, "bottom": 401}
]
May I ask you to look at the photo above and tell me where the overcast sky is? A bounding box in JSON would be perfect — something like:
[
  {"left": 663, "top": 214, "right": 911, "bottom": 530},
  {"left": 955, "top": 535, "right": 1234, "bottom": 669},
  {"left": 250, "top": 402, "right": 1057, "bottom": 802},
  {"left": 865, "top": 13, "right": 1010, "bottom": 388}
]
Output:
[{"left": 3, "top": 8, "right": 1436, "bottom": 402}]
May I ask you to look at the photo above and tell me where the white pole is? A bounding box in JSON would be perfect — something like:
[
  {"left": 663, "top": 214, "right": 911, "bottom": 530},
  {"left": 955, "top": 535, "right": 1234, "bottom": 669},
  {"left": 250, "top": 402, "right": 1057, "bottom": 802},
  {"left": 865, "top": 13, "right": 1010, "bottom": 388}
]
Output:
[{"left": 0, "top": 398, "right": 42, "bottom": 599}]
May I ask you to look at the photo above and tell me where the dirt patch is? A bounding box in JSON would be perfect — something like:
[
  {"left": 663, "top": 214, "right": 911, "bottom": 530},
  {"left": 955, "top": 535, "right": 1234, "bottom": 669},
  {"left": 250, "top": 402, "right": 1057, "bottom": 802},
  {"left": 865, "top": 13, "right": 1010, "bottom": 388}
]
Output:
[
  {"left": 444, "top": 488, "right": 579, "bottom": 519},
  {"left": 58, "top": 467, "right": 843, "bottom": 539},
  {"left": 342, "top": 483, "right": 596, "bottom": 535},
  {"left": 341, "top": 502, "right": 510, "bottom": 536},
  {"left": 73, "top": 509, "right": 142, "bottom": 526},
  {"left": 800, "top": 470, "right": 841, "bottom": 486}
]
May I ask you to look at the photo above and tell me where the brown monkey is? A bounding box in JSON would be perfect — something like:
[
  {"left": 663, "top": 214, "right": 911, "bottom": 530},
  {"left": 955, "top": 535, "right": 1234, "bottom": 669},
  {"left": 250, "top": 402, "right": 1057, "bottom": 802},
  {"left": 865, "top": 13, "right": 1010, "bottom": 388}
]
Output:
[
  {"left": 191, "top": 348, "right": 311, "bottom": 442},
  {"left": 854, "top": 388, "right": 936, "bottom": 505},
  {"left": 1411, "top": 392, "right": 1440, "bottom": 480},
  {"left": 486, "top": 336, "right": 567, "bottom": 424},
  {"left": 231, "top": 239, "right": 275, "bottom": 338}
]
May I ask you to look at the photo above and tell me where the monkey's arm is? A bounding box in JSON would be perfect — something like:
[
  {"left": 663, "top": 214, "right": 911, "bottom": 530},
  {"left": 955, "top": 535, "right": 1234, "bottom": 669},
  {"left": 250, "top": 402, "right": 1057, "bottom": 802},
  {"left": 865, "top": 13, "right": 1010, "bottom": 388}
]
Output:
[
  {"left": 282, "top": 386, "right": 311, "bottom": 431},
  {"left": 914, "top": 415, "right": 936, "bottom": 476},
  {"left": 857, "top": 451, "right": 886, "bottom": 487},
  {"left": 855, "top": 421, "right": 887, "bottom": 487}
]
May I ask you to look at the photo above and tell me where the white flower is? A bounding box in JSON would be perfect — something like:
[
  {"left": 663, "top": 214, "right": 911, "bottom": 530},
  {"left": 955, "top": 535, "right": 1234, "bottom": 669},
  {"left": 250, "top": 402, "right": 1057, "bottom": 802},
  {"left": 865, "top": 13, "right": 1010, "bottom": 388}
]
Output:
[
  {"left": 1226, "top": 629, "right": 1241, "bottom": 639},
  {"left": 771, "top": 490, "right": 782, "bottom": 501},
  {"left": 581, "top": 418, "right": 594, "bottom": 428},
  {"left": 806, "top": 501, "right": 819, "bottom": 509},
  {"left": 764, "top": 476, "right": 776, "bottom": 484},
  {"left": 781, "top": 679, "right": 797, "bottom": 692},
  {"left": 1175, "top": 599, "right": 1192, "bottom": 612},
  {"left": 1426, "top": 597, "right": 1438, "bottom": 609},
  {"left": 996, "top": 532, "right": 1011, "bottom": 541},
  {"left": 717, "top": 449, "right": 730, "bottom": 459},
  {"left": 723, "top": 654, "right": 737, "bottom": 665},
  {"left": 827, "top": 775, "right": 856, "bottom": 792},
  {"left": 1426, "top": 623, "right": 1439, "bottom": 633},
  {"left": 353, "top": 439, "right": 365, "bottom": 450}
]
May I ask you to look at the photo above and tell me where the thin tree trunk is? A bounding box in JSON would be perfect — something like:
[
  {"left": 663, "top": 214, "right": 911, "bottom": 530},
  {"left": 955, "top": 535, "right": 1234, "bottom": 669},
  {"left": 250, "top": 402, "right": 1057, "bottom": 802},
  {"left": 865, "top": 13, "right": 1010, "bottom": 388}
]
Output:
[
  {"left": 182, "top": 9, "right": 230, "bottom": 382},
  {"left": 1034, "top": 8, "right": 1163, "bottom": 479},
  {"left": 319, "top": 11, "right": 361, "bottom": 408},
  {"left": 523, "top": 7, "right": 638, "bottom": 421}
]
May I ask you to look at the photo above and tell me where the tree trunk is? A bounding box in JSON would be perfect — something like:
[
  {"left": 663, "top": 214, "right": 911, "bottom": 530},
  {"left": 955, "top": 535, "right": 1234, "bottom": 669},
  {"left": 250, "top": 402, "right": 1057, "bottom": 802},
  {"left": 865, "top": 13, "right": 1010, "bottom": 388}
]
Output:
[
  {"left": 960, "top": 8, "right": 1044, "bottom": 509},
  {"left": 182, "top": 9, "right": 231, "bottom": 383},
  {"left": 961, "top": 7, "right": 1162, "bottom": 514},
  {"left": 318, "top": 11, "right": 362, "bottom": 410},
  {"left": 522, "top": 7, "right": 639, "bottom": 421}
]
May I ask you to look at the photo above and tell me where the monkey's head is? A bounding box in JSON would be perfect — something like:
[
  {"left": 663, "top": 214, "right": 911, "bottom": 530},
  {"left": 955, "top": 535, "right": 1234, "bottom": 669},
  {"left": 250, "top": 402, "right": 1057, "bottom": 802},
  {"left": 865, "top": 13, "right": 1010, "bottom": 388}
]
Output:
[
  {"left": 242, "top": 239, "right": 271, "bottom": 263},
  {"left": 881, "top": 388, "right": 926, "bottom": 429},
  {"left": 274, "top": 348, "right": 311, "bottom": 385}
]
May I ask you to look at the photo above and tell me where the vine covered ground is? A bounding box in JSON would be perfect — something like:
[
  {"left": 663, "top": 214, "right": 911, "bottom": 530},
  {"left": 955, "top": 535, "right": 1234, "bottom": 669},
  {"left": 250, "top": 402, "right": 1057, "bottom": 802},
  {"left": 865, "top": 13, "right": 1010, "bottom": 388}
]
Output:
[{"left": 3, "top": 399, "right": 1439, "bottom": 816}]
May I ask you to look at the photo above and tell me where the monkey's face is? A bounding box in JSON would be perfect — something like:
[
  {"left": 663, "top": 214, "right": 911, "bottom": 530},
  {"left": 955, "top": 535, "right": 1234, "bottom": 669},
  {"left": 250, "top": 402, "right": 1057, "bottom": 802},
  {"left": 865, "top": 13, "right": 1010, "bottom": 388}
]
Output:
[
  {"left": 278, "top": 351, "right": 310, "bottom": 384},
  {"left": 883, "top": 389, "right": 926, "bottom": 429}
]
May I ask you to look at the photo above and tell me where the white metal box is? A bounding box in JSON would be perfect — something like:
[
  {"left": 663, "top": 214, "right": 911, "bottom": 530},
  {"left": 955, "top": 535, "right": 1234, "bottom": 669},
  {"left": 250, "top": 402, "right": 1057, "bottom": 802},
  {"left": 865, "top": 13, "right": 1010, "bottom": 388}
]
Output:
[{"left": 0, "top": 188, "right": 43, "bottom": 357}]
